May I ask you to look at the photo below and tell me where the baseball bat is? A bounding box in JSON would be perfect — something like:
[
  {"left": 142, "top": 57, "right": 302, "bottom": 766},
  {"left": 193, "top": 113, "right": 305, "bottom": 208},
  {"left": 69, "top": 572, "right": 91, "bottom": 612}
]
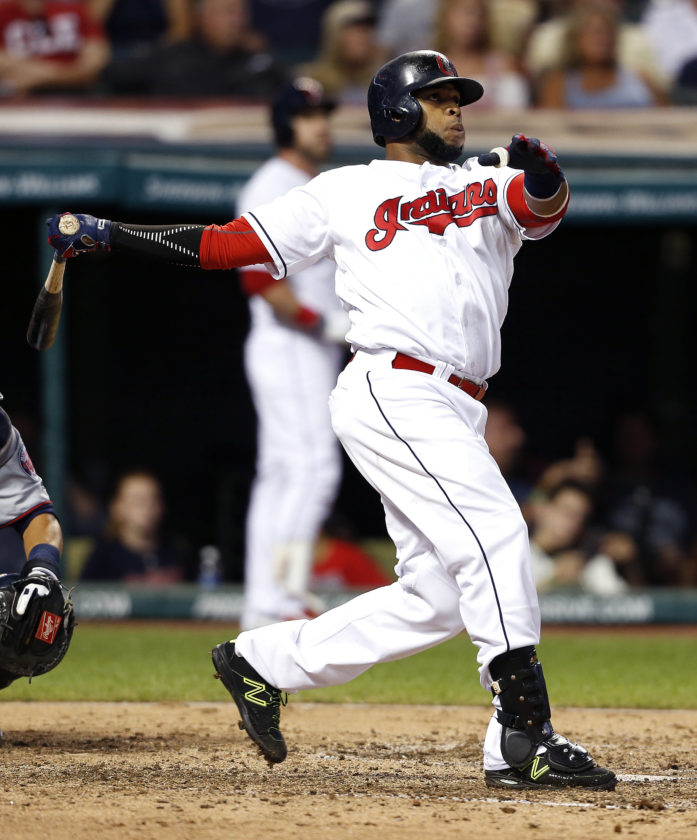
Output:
[
  {"left": 26, "top": 214, "right": 79, "bottom": 351},
  {"left": 477, "top": 147, "right": 510, "bottom": 168}
]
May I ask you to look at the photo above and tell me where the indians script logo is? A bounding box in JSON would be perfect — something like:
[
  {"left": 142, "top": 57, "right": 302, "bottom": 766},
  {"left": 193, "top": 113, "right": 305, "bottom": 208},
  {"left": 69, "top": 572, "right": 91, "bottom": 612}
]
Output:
[
  {"left": 365, "top": 179, "right": 498, "bottom": 251},
  {"left": 35, "top": 610, "right": 62, "bottom": 645}
]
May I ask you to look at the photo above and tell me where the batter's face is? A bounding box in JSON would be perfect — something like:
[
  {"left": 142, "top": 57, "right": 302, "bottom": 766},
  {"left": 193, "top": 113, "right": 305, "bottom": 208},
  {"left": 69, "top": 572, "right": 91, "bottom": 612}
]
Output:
[
  {"left": 292, "top": 110, "right": 333, "bottom": 164},
  {"left": 412, "top": 83, "right": 465, "bottom": 164}
]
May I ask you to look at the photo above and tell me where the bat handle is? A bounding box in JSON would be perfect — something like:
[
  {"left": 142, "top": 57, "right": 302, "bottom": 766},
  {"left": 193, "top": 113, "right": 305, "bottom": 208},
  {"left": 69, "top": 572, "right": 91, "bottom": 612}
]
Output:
[
  {"left": 478, "top": 147, "right": 510, "bottom": 168},
  {"left": 44, "top": 254, "right": 66, "bottom": 294}
]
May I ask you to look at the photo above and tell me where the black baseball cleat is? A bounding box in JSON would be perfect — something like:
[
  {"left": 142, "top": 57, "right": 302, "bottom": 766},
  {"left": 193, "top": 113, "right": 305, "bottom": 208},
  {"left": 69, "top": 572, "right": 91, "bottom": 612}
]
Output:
[
  {"left": 212, "top": 641, "right": 287, "bottom": 764},
  {"left": 485, "top": 733, "right": 617, "bottom": 791}
]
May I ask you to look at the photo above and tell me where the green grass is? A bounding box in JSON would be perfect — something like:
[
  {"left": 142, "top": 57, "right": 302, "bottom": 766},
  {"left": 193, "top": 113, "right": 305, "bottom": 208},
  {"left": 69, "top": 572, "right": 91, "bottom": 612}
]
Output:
[{"left": 1, "top": 623, "right": 695, "bottom": 708}]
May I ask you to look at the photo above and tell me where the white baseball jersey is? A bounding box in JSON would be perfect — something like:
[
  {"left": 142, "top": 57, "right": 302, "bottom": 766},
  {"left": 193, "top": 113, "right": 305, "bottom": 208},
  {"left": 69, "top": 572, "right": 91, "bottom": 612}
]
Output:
[
  {"left": 244, "top": 157, "right": 559, "bottom": 382},
  {"left": 237, "top": 156, "right": 345, "bottom": 630},
  {"left": 236, "top": 154, "right": 564, "bottom": 772},
  {"left": 238, "top": 157, "right": 347, "bottom": 330},
  {"left": 0, "top": 426, "right": 52, "bottom": 529}
]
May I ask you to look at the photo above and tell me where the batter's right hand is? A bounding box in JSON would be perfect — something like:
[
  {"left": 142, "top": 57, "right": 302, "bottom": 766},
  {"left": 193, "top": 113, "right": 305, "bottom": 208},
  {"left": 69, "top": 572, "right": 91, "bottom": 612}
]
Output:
[
  {"left": 506, "top": 134, "right": 564, "bottom": 181},
  {"left": 47, "top": 212, "right": 112, "bottom": 258}
]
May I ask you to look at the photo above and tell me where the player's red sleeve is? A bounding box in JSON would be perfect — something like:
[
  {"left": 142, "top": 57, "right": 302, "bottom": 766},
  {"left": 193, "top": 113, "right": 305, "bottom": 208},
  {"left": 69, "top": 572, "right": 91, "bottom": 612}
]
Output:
[
  {"left": 200, "top": 218, "right": 272, "bottom": 270},
  {"left": 506, "top": 172, "right": 569, "bottom": 228},
  {"left": 239, "top": 268, "right": 280, "bottom": 296}
]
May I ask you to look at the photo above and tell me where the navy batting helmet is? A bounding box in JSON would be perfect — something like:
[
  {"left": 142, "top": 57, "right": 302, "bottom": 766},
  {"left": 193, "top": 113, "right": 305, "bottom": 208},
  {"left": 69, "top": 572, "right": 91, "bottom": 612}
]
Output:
[
  {"left": 272, "top": 77, "right": 336, "bottom": 148},
  {"left": 368, "top": 50, "right": 484, "bottom": 147}
]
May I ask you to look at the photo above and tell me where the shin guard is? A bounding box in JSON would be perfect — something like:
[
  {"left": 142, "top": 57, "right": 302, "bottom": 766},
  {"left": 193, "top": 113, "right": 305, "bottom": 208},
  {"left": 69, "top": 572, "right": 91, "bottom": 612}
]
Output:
[{"left": 489, "top": 646, "right": 553, "bottom": 768}]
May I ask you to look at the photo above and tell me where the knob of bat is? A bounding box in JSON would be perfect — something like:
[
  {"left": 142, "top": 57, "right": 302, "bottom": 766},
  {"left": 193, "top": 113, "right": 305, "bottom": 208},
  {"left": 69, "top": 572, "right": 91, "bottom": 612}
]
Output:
[{"left": 57, "top": 214, "right": 81, "bottom": 235}]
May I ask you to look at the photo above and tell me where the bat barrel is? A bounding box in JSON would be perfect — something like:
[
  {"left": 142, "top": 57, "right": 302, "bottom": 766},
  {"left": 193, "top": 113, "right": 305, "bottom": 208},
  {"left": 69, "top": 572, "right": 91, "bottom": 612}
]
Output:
[{"left": 27, "top": 256, "right": 66, "bottom": 351}]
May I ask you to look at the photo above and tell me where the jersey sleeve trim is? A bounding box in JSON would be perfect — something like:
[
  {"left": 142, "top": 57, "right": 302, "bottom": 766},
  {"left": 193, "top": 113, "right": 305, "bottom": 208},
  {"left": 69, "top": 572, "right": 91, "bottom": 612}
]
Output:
[
  {"left": 506, "top": 172, "right": 569, "bottom": 228},
  {"left": 0, "top": 501, "right": 55, "bottom": 532},
  {"left": 245, "top": 212, "right": 288, "bottom": 280}
]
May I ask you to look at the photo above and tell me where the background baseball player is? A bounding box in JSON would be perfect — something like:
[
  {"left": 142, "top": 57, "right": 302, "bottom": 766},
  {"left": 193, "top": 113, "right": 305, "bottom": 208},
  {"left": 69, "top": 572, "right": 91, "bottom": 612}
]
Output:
[
  {"left": 46, "top": 49, "right": 616, "bottom": 791},
  {"left": 0, "top": 395, "right": 74, "bottom": 711},
  {"left": 237, "top": 77, "right": 349, "bottom": 630}
]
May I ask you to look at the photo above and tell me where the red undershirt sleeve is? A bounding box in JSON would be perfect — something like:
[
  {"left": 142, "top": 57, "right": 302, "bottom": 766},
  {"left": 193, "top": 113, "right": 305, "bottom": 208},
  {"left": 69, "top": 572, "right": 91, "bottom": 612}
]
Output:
[
  {"left": 200, "top": 218, "right": 272, "bottom": 270},
  {"left": 505, "top": 172, "right": 569, "bottom": 228}
]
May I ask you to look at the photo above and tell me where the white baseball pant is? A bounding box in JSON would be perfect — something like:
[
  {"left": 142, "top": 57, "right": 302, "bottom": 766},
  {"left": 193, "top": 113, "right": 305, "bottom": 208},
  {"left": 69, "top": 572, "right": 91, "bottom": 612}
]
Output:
[{"left": 236, "top": 348, "right": 541, "bottom": 767}]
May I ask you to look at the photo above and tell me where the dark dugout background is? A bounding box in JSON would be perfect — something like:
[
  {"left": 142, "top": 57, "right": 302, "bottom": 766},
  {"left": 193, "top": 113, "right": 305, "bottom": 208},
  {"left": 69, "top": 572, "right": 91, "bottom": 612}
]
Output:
[{"left": 3, "top": 206, "right": 696, "bottom": 580}]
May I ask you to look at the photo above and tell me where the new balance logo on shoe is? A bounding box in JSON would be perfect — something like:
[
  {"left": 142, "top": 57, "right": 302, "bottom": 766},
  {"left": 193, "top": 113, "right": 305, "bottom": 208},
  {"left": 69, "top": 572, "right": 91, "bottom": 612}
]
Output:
[
  {"left": 243, "top": 677, "right": 269, "bottom": 707},
  {"left": 527, "top": 755, "right": 550, "bottom": 781},
  {"left": 212, "top": 641, "right": 288, "bottom": 765}
]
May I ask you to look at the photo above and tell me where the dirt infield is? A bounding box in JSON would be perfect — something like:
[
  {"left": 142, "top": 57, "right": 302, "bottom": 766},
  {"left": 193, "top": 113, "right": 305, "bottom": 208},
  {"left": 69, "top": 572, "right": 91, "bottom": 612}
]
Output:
[{"left": 0, "top": 702, "right": 695, "bottom": 840}]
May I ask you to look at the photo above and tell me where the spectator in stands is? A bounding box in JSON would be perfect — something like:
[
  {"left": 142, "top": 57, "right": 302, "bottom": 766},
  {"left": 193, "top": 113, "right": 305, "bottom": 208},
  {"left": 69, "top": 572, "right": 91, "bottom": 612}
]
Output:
[
  {"left": 641, "top": 0, "right": 697, "bottom": 88},
  {"left": 101, "top": 0, "right": 286, "bottom": 99},
  {"left": 533, "top": 436, "right": 606, "bottom": 498},
  {"left": 90, "top": 0, "right": 192, "bottom": 58},
  {"left": 673, "top": 53, "right": 697, "bottom": 102},
  {"left": 528, "top": 478, "right": 638, "bottom": 595},
  {"left": 653, "top": 0, "right": 697, "bottom": 103},
  {"left": 376, "top": 0, "right": 436, "bottom": 56},
  {"left": 249, "top": 0, "right": 334, "bottom": 65},
  {"left": 432, "top": 0, "right": 530, "bottom": 109},
  {"left": 602, "top": 410, "right": 697, "bottom": 586},
  {"left": 526, "top": 0, "right": 667, "bottom": 105},
  {"left": 483, "top": 399, "right": 533, "bottom": 506},
  {"left": 377, "top": 0, "right": 537, "bottom": 63},
  {"left": 535, "top": 1, "right": 663, "bottom": 108},
  {"left": 0, "top": 0, "right": 110, "bottom": 98},
  {"left": 81, "top": 469, "right": 189, "bottom": 583},
  {"left": 297, "top": 0, "right": 384, "bottom": 105}
]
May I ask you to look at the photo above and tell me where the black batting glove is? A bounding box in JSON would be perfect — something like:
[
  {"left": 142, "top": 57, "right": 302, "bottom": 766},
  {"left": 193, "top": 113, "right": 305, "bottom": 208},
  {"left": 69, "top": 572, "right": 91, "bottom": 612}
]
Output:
[{"left": 506, "top": 134, "right": 565, "bottom": 198}]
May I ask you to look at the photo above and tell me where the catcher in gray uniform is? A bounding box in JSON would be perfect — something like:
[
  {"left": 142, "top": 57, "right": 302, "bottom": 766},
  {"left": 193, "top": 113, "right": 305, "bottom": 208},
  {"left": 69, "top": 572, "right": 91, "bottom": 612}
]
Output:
[{"left": 0, "top": 396, "right": 75, "bottom": 703}]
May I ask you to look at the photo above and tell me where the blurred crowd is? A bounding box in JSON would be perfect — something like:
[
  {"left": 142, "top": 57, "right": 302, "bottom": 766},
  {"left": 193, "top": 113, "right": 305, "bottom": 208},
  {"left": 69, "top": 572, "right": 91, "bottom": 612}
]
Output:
[
  {"left": 2, "top": 0, "right": 697, "bottom": 107},
  {"left": 483, "top": 400, "right": 697, "bottom": 595},
  {"left": 40, "top": 397, "right": 695, "bottom": 595}
]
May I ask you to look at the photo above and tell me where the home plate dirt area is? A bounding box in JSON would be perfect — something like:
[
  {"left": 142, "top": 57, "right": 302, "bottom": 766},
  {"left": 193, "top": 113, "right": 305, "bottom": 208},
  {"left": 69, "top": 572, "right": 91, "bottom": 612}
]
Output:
[{"left": 0, "top": 703, "right": 695, "bottom": 840}]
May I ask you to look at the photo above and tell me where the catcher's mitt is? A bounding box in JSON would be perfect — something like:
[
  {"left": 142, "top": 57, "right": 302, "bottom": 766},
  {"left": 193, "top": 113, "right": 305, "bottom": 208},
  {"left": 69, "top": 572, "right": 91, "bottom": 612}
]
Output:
[{"left": 0, "top": 573, "right": 75, "bottom": 680}]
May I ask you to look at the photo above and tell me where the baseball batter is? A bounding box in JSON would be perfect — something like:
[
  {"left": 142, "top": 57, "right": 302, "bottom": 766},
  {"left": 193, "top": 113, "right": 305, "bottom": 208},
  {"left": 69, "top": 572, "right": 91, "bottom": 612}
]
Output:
[
  {"left": 47, "top": 50, "right": 616, "bottom": 790},
  {"left": 0, "top": 396, "right": 73, "bottom": 701},
  {"left": 238, "top": 78, "right": 348, "bottom": 630}
]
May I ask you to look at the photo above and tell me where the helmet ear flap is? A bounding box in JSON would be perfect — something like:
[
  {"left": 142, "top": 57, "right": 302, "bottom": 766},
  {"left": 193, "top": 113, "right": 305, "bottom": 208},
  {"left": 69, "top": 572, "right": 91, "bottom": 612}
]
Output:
[
  {"left": 384, "top": 106, "right": 403, "bottom": 121},
  {"left": 383, "top": 101, "right": 421, "bottom": 134}
]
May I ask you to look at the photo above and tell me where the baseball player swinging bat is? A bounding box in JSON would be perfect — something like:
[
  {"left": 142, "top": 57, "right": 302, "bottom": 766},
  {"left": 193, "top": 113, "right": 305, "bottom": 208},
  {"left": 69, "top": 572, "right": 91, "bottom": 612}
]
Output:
[{"left": 26, "top": 214, "right": 81, "bottom": 351}]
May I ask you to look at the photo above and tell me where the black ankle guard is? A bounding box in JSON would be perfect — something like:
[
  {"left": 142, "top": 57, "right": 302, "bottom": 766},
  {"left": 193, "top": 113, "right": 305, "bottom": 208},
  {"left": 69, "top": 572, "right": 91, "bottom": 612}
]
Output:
[{"left": 489, "top": 647, "right": 553, "bottom": 768}]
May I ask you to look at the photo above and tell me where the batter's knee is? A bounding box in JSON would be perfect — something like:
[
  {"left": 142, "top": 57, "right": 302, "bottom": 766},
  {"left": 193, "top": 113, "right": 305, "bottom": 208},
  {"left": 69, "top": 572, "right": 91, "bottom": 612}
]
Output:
[{"left": 399, "top": 566, "right": 464, "bottom": 634}]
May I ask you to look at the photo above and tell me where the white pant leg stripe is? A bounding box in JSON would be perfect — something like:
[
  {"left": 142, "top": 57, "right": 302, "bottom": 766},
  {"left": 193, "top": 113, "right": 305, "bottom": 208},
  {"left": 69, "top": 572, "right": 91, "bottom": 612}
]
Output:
[{"left": 365, "top": 371, "right": 511, "bottom": 651}]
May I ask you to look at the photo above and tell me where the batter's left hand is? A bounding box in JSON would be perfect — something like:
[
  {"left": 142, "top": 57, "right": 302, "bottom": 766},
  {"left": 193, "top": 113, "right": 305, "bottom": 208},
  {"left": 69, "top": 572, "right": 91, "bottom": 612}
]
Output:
[
  {"left": 506, "top": 134, "right": 564, "bottom": 181},
  {"left": 47, "top": 212, "right": 112, "bottom": 259}
]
